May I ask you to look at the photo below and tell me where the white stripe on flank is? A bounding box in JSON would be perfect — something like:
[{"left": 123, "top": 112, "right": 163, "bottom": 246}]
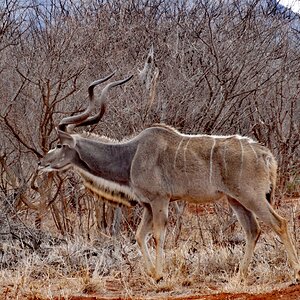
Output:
[
  {"left": 183, "top": 137, "right": 191, "bottom": 177},
  {"left": 209, "top": 138, "right": 216, "bottom": 184},
  {"left": 239, "top": 139, "right": 244, "bottom": 184},
  {"left": 249, "top": 143, "right": 258, "bottom": 159},
  {"left": 223, "top": 141, "right": 228, "bottom": 178},
  {"left": 173, "top": 137, "right": 185, "bottom": 169}
]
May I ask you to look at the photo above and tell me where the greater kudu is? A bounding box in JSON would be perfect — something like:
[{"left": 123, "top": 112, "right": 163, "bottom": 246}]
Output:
[{"left": 38, "top": 73, "right": 300, "bottom": 283}]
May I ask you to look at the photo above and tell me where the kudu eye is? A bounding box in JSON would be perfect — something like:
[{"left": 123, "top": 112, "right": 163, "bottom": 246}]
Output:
[{"left": 56, "top": 144, "right": 62, "bottom": 149}]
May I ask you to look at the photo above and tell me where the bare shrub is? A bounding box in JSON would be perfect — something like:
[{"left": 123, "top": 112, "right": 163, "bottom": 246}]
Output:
[{"left": 0, "top": 0, "right": 299, "bottom": 297}]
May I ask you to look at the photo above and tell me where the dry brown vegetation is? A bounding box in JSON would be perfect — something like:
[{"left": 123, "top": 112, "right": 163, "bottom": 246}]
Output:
[{"left": 0, "top": 0, "right": 299, "bottom": 299}]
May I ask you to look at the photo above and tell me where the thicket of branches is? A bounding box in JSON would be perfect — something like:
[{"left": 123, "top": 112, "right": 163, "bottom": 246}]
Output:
[{"left": 0, "top": 0, "right": 299, "bottom": 238}]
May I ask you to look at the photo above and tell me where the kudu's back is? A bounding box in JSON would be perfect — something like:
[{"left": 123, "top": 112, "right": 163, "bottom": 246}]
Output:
[{"left": 131, "top": 126, "right": 277, "bottom": 204}]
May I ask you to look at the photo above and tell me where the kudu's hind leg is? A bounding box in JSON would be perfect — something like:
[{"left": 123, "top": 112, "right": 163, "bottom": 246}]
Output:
[
  {"left": 136, "top": 203, "right": 155, "bottom": 277},
  {"left": 228, "top": 197, "right": 261, "bottom": 281},
  {"left": 261, "top": 204, "right": 300, "bottom": 282},
  {"left": 241, "top": 195, "right": 300, "bottom": 282}
]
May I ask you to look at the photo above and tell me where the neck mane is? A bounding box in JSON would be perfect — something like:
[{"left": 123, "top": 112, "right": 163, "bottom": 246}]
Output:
[{"left": 77, "top": 168, "right": 138, "bottom": 207}]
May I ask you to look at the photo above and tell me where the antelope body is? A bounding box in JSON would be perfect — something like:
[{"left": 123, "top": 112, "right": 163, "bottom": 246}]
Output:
[{"left": 38, "top": 73, "right": 300, "bottom": 283}]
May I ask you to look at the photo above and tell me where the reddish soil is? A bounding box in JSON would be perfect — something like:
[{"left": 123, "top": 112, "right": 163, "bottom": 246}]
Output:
[{"left": 26, "top": 284, "right": 300, "bottom": 300}]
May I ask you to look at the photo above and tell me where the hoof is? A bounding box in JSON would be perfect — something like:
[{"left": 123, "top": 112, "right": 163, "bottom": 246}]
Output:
[
  {"left": 294, "top": 268, "right": 300, "bottom": 283},
  {"left": 145, "top": 266, "right": 164, "bottom": 282},
  {"left": 155, "top": 275, "right": 164, "bottom": 283},
  {"left": 289, "top": 277, "right": 300, "bottom": 287},
  {"left": 236, "top": 271, "right": 246, "bottom": 284},
  {"left": 289, "top": 281, "right": 299, "bottom": 287}
]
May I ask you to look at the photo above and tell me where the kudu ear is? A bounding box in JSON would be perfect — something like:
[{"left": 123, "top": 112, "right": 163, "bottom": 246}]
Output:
[{"left": 57, "top": 129, "right": 76, "bottom": 148}]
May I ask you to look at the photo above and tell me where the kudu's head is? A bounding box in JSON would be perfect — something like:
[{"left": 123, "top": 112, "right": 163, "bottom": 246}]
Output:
[
  {"left": 38, "top": 73, "right": 133, "bottom": 172},
  {"left": 38, "top": 131, "right": 77, "bottom": 172}
]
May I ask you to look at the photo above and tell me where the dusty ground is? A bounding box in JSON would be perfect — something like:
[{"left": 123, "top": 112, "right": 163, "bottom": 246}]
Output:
[
  {"left": 3, "top": 286, "right": 300, "bottom": 300},
  {"left": 1, "top": 197, "right": 299, "bottom": 300},
  {"left": 19, "top": 283, "right": 299, "bottom": 300}
]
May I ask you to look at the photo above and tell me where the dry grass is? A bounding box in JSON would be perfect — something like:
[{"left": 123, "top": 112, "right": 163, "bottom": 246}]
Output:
[{"left": 0, "top": 199, "right": 299, "bottom": 299}]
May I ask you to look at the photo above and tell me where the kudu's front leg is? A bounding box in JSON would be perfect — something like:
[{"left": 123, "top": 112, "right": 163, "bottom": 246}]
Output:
[
  {"left": 151, "top": 197, "right": 170, "bottom": 281},
  {"left": 136, "top": 204, "right": 156, "bottom": 277},
  {"left": 136, "top": 198, "right": 169, "bottom": 281}
]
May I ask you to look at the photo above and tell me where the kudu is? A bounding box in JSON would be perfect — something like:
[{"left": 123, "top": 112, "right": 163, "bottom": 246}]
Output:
[{"left": 38, "top": 72, "right": 300, "bottom": 283}]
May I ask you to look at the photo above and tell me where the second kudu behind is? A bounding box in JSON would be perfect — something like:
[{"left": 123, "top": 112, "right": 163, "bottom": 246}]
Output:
[{"left": 38, "top": 72, "right": 300, "bottom": 283}]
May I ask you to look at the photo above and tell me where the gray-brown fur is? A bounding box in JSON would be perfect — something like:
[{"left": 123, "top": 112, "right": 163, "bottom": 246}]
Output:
[{"left": 38, "top": 75, "right": 299, "bottom": 284}]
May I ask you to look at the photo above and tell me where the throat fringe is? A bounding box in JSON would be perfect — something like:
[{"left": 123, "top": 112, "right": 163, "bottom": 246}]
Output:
[{"left": 78, "top": 171, "right": 138, "bottom": 208}]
